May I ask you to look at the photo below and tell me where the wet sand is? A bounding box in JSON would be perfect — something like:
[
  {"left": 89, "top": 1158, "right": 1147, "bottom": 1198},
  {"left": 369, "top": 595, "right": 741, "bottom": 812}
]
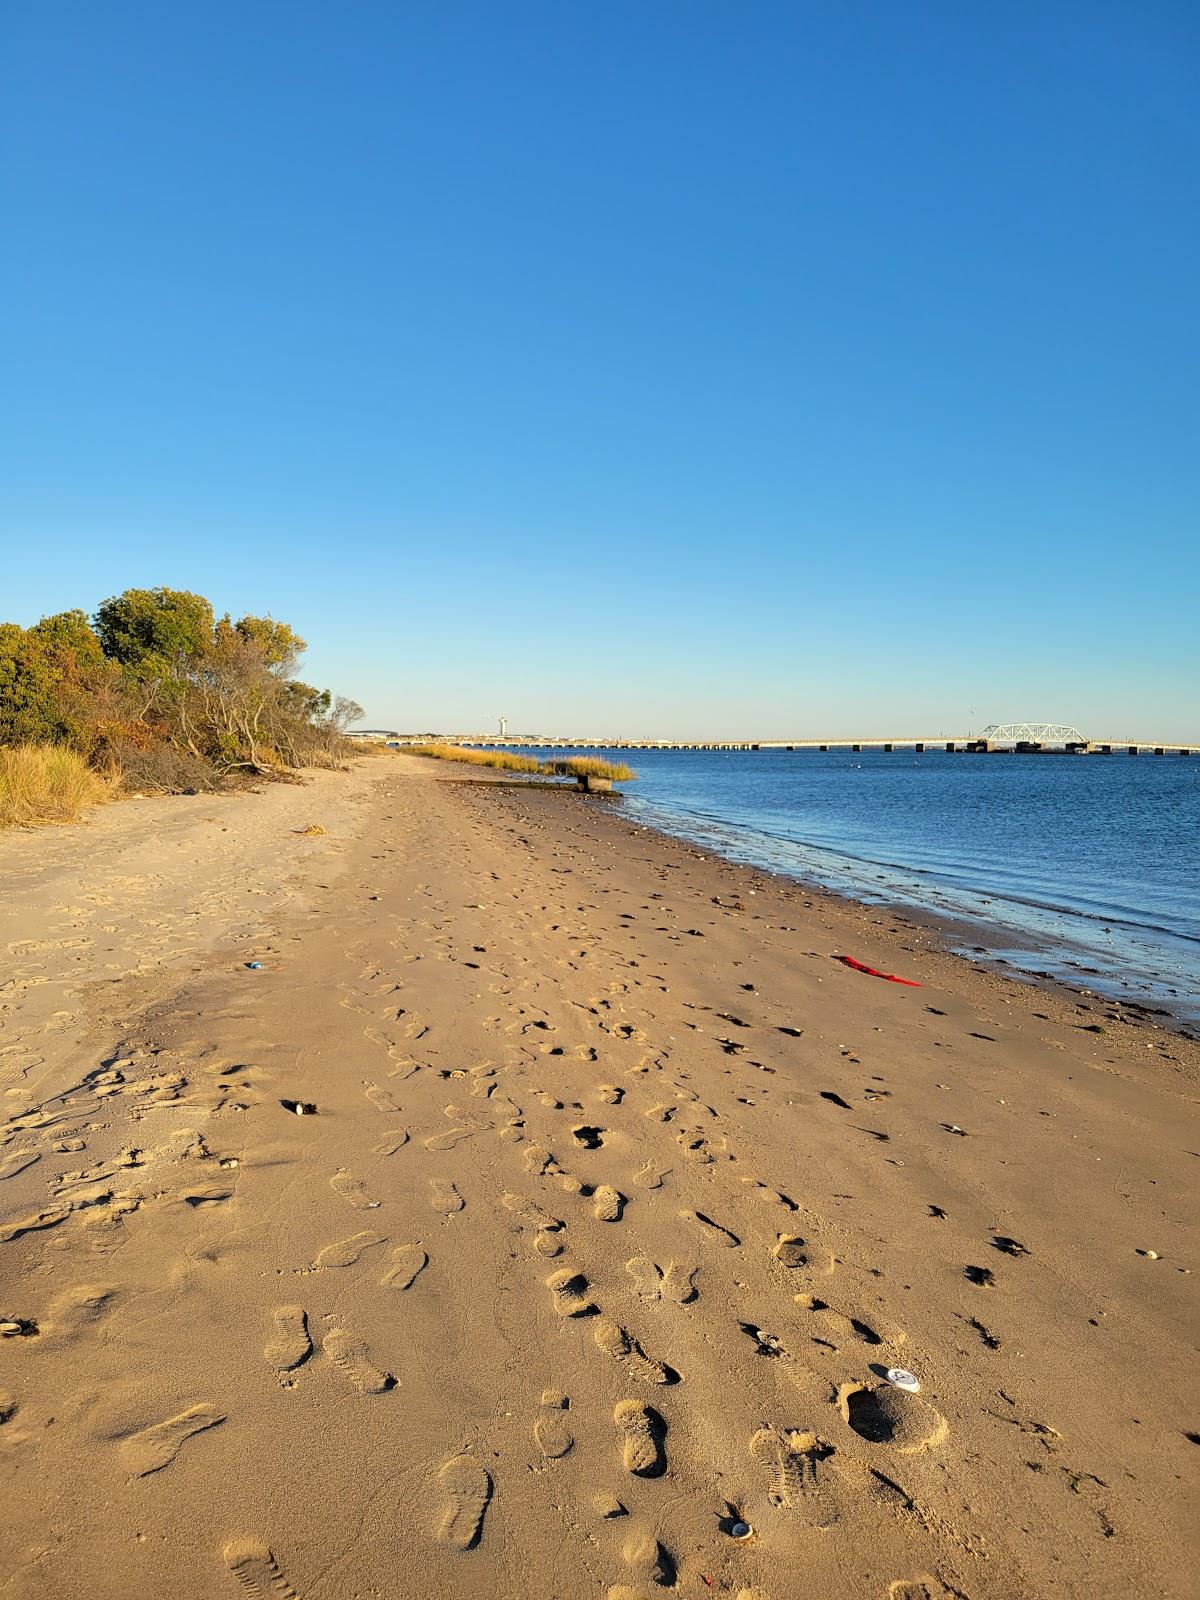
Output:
[{"left": 1, "top": 752, "right": 1196, "bottom": 1599}]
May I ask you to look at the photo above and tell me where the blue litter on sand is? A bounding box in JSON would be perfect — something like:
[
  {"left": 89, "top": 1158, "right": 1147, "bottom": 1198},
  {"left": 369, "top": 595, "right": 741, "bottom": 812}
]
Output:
[{"left": 246, "top": 961, "right": 263, "bottom": 970}]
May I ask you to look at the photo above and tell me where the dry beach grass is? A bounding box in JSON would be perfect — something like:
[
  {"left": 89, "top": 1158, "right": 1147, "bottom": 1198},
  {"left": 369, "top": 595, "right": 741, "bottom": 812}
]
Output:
[{"left": 0, "top": 743, "right": 115, "bottom": 829}]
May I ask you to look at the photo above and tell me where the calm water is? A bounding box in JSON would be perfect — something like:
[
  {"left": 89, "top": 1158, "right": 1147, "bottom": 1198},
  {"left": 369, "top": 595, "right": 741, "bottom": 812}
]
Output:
[{"left": 530, "top": 747, "right": 1200, "bottom": 1020}]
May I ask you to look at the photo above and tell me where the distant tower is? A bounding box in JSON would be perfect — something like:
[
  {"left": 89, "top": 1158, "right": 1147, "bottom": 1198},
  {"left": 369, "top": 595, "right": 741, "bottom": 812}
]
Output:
[{"left": 499, "top": 715, "right": 508, "bottom": 739}]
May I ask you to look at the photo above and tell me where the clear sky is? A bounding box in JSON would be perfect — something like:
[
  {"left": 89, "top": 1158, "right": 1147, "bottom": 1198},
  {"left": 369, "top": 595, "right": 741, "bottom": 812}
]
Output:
[{"left": 3, "top": 2, "right": 1197, "bottom": 740}]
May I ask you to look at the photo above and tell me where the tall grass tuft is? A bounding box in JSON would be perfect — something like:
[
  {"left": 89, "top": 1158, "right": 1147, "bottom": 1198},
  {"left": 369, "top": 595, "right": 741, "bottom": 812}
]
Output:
[
  {"left": 0, "top": 744, "right": 115, "bottom": 828},
  {"left": 407, "top": 744, "right": 546, "bottom": 775},
  {"left": 406, "top": 744, "right": 636, "bottom": 787},
  {"left": 544, "top": 756, "right": 636, "bottom": 782}
]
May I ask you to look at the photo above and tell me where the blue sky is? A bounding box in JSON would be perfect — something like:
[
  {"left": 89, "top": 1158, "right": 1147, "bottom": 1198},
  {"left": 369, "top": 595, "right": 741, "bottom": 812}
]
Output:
[{"left": 3, "top": 2, "right": 1197, "bottom": 739}]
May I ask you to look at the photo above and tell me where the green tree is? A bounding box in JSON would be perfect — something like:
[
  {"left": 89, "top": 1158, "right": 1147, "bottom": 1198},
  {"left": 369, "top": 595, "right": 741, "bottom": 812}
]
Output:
[
  {"left": 233, "top": 615, "right": 306, "bottom": 670},
  {"left": 0, "top": 624, "right": 63, "bottom": 745},
  {"left": 30, "top": 609, "right": 106, "bottom": 672},
  {"left": 94, "top": 587, "right": 214, "bottom": 669}
]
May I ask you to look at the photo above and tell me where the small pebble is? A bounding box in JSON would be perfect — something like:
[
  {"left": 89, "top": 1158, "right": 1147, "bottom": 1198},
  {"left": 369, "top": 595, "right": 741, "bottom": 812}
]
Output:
[{"left": 729, "top": 1521, "right": 753, "bottom": 1539}]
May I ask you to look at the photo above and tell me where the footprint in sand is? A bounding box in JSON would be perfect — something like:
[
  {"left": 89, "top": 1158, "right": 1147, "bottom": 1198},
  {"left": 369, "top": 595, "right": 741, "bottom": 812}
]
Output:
[
  {"left": 373, "top": 1129, "right": 410, "bottom": 1156},
  {"left": 535, "top": 1226, "right": 565, "bottom": 1257},
  {"left": 523, "top": 1143, "right": 554, "bottom": 1176},
  {"left": 773, "top": 1234, "right": 835, "bottom": 1275},
  {"left": 0, "top": 1150, "right": 40, "bottom": 1182},
  {"left": 534, "top": 1390, "right": 574, "bottom": 1459},
  {"left": 381, "top": 1243, "right": 427, "bottom": 1289},
  {"left": 634, "top": 1160, "right": 669, "bottom": 1190},
  {"left": 323, "top": 1328, "right": 395, "bottom": 1394},
  {"left": 594, "top": 1319, "right": 674, "bottom": 1384},
  {"left": 614, "top": 1400, "right": 666, "bottom": 1477},
  {"left": 0, "top": 1206, "right": 70, "bottom": 1244},
  {"left": 436, "top": 1455, "right": 493, "bottom": 1550},
  {"left": 47, "top": 1283, "right": 119, "bottom": 1339},
  {"left": 424, "top": 1126, "right": 476, "bottom": 1152},
  {"left": 750, "top": 1425, "right": 839, "bottom": 1515},
  {"left": 366, "top": 1085, "right": 402, "bottom": 1113},
  {"left": 120, "top": 1403, "right": 225, "bottom": 1476},
  {"left": 626, "top": 1255, "right": 663, "bottom": 1301},
  {"left": 679, "top": 1208, "right": 740, "bottom": 1248},
  {"left": 223, "top": 1539, "right": 301, "bottom": 1598},
  {"left": 546, "top": 1268, "right": 595, "bottom": 1317},
  {"left": 264, "top": 1306, "right": 312, "bottom": 1371},
  {"left": 330, "top": 1170, "right": 380, "bottom": 1210},
  {"left": 622, "top": 1525, "right": 674, "bottom": 1587},
  {"left": 625, "top": 1257, "right": 697, "bottom": 1304},
  {"left": 793, "top": 1293, "right": 901, "bottom": 1350},
  {"left": 430, "top": 1178, "right": 464, "bottom": 1213},
  {"left": 888, "top": 1578, "right": 960, "bottom": 1599},
  {"left": 837, "top": 1383, "right": 948, "bottom": 1453},
  {"left": 313, "top": 1232, "right": 387, "bottom": 1270},
  {"left": 593, "top": 1185, "right": 624, "bottom": 1222}
]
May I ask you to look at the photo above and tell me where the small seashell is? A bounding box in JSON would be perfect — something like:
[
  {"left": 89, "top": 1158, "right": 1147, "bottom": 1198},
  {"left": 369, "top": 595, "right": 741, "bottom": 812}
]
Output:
[{"left": 1136, "top": 1249, "right": 1159, "bottom": 1260}]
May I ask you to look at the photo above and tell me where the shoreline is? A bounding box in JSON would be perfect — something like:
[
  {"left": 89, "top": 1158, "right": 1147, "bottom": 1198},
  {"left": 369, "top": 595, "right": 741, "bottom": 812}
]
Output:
[
  {"left": 459, "top": 768, "right": 1199, "bottom": 1050},
  {"left": 2, "top": 753, "right": 1196, "bottom": 1599},
  {"left": 616, "top": 793, "right": 1199, "bottom": 1033}
]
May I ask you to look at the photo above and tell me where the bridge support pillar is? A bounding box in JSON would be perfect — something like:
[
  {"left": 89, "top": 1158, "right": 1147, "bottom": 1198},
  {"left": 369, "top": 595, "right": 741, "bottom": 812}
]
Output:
[
  {"left": 883, "top": 742, "right": 893, "bottom": 752},
  {"left": 852, "top": 743, "right": 861, "bottom": 752},
  {"left": 1127, "top": 746, "right": 1138, "bottom": 755},
  {"left": 914, "top": 743, "right": 924, "bottom": 752},
  {"left": 819, "top": 744, "right": 828, "bottom": 752},
  {"left": 945, "top": 742, "right": 956, "bottom": 752}
]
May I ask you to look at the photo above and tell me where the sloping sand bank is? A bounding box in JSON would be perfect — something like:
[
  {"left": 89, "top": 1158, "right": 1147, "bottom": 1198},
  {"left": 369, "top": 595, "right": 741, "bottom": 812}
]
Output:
[{"left": 1, "top": 754, "right": 1195, "bottom": 1599}]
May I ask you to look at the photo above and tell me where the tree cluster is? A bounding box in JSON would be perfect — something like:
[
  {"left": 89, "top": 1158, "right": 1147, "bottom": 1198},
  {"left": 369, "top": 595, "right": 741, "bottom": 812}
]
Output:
[{"left": 0, "top": 587, "right": 362, "bottom": 788}]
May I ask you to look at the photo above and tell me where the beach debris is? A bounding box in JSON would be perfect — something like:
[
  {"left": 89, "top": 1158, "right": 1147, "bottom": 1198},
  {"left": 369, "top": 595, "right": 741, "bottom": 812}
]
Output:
[
  {"left": 833, "top": 954, "right": 921, "bottom": 987},
  {"left": 246, "top": 961, "right": 263, "bottom": 970},
  {"left": 280, "top": 1098, "right": 317, "bottom": 1116},
  {"left": 298, "top": 823, "right": 326, "bottom": 836},
  {"left": 942, "top": 1123, "right": 968, "bottom": 1136},
  {"left": 964, "top": 1265, "right": 996, "bottom": 1287},
  {"left": 1136, "top": 1249, "right": 1160, "bottom": 1260},
  {"left": 885, "top": 1367, "right": 921, "bottom": 1393},
  {"left": 728, "top": 1521, "right": 753, "bottom": 1540}
]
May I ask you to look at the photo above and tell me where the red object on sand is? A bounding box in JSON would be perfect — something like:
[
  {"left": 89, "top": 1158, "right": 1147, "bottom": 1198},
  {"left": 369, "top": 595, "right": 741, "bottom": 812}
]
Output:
[{"left": 833, "top": 954, "right": 922, "bottom": 987}]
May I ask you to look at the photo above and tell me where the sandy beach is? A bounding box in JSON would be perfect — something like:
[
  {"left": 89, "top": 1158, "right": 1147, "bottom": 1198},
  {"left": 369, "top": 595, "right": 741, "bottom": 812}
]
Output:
[{"left": 1, "top": 752, "right": 1195, "bottom": 1600}]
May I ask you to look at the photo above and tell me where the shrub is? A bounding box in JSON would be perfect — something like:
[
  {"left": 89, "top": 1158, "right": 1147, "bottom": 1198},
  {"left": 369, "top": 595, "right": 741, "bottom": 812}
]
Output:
[{"left": 0, "top": 744, "right": 115, "bottom": 828}]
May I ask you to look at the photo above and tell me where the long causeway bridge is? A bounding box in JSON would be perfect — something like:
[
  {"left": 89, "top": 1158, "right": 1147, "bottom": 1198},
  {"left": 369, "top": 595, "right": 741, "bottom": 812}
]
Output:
[{"left": 383, "top": 723, "right": 1194, "bottom": 756}]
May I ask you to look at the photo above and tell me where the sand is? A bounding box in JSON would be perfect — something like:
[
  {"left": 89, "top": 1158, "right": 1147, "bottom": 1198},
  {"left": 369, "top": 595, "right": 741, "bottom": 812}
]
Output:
[{"left": 0, "top": 752, "right": 1195, "bottom": 1600}]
